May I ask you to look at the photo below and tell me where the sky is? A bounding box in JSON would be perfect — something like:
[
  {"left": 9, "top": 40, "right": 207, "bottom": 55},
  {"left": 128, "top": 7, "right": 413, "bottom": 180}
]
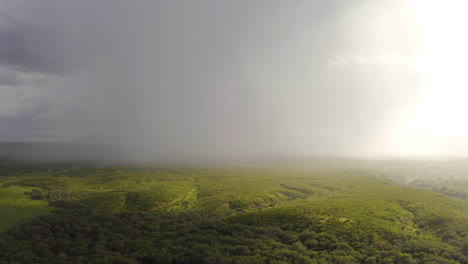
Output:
[{"left": 0, "top": 0, "right": 467, "bottom": 160}]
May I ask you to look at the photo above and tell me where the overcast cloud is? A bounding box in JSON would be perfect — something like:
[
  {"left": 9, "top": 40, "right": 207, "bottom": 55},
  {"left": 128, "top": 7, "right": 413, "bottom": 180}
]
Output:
[{"left": 0, "top": 0, "right": 431, "bottom": 160}]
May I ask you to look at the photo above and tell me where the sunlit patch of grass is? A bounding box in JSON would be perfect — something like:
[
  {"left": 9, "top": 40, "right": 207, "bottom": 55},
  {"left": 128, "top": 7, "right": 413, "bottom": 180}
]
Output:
[{"left": 0, "top": 185, "right": 51, "bottom": 232}]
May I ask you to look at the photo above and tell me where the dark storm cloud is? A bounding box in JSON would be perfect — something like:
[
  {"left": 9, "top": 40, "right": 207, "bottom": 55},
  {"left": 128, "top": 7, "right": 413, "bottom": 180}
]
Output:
[
  {"left": 0, "top": 0, "right": 424, "bottom": 160},
  {"left": 0, "top": 15, "right": 78, "bottom": 74}
]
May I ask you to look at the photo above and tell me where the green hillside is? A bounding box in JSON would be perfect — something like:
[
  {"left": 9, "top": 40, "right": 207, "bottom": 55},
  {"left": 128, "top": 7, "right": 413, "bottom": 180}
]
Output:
[{"left": 2, "top": 162, "right": 468, "bottom": 263}]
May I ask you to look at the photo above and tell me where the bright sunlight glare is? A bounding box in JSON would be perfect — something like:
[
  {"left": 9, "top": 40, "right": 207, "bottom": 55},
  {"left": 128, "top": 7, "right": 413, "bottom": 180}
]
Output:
[{"left": 386, "top": 0, "right": 468, "bottom": 156}]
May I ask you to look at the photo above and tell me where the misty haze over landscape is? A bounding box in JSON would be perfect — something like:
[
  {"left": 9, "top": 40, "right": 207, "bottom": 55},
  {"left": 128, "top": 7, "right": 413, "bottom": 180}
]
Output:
[
  {"left": 3, "top": 1, "right": 468, "bottom": 264},
  {"left": 1, "top": 0, "right": 467, "bottom": 161}
]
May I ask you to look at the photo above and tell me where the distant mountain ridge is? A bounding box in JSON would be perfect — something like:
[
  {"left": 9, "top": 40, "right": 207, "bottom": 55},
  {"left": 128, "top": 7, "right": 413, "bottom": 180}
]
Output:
[{"left": 0, "top": 141, "right": 123, "bottom": 162}]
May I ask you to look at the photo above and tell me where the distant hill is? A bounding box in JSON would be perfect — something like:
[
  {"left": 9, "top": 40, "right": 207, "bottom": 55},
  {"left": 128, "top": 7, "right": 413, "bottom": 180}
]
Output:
[{"left": 0, "top": 141, "right": 124, "bottom": 162}]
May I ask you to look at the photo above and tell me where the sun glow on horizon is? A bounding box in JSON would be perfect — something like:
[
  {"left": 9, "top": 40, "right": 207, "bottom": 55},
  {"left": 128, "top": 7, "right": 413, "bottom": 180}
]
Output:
[{"left": 382, "top": 0, "right": 468, "bottom": 156}]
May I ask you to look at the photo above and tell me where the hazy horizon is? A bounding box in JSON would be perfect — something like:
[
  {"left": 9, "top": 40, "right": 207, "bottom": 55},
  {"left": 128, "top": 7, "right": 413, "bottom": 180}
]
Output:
[{"left": 1, "top": 0, "right": 467, "bottom": 161}]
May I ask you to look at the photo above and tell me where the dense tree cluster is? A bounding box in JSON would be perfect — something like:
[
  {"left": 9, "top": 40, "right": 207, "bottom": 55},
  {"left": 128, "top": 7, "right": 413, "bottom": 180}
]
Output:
[
  {"left": 2, "top": 201, "right": 468, "bottom": 264},
  {"left": 24, "top": 188, "right": 72, "bottom": 201}
]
